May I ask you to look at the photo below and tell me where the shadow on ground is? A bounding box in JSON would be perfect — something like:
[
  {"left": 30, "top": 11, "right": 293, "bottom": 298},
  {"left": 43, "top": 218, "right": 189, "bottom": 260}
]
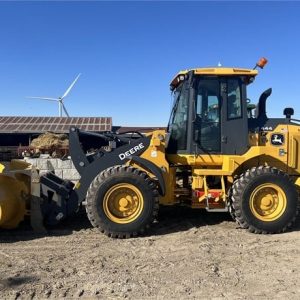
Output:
[
  {"left": 151, "top": 206, "right": 234, "bottom": 236},
  {"left": 0, "top": 207, "right": 92, "bottom": 243},
  {"left": 0, "top": 276, "right": 37, "bottom": 289},
  {"left": 1, "top": 205, "right": 300, "bottom": 243}
]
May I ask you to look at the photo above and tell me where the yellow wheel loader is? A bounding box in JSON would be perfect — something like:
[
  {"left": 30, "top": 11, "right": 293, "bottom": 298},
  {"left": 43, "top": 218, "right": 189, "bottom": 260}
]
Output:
[{"left": 1, "top": 58, "right": 300, "bottom": 237}]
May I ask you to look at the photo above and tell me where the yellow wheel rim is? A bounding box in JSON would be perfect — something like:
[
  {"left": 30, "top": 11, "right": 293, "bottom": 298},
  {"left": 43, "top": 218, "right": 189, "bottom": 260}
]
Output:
[
  {"left": 250, "top": 183, "right": 287, "bottom": 222},
  {"left": 103, "top": 183, "right": 144, "bottom": 224}
]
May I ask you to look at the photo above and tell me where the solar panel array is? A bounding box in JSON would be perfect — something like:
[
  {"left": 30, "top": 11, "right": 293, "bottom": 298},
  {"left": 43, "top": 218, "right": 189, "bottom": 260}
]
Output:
[{"left": 0, "top": 116, "right": 112, "bottom": 133}]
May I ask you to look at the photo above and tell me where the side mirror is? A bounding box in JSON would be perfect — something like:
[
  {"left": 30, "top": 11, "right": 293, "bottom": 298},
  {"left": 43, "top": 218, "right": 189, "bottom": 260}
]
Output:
[{"left": 283, "top": 107, "right": 294, "bottom": 119}]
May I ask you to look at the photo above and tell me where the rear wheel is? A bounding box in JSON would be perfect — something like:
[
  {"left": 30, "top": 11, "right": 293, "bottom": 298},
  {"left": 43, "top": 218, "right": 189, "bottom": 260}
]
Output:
[
  {"left": 230, "top": 166, "right": 299, "bottom": 233},
  {"left": 85, "top": 166, "right": 159, "bottom": 238}
]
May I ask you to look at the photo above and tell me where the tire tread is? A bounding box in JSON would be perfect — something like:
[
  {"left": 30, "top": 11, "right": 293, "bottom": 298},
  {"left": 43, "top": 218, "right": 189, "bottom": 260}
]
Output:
[
  {"left": 85, "top": 165, "right": 159, "bottom": 238},
  {"left": 229, "top": 166, "right": 299, "bottom": 234}
]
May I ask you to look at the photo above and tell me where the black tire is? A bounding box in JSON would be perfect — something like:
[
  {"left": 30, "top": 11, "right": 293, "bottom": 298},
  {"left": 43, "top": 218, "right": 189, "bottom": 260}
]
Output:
[
  {"left": 227, "top": 186, "right": 236, "bottom": 221},
  {"left": 230, "top": 166, "right": 299, "bottom": 234},
  {"left": 227, "top": 175, "right": 242, "bottom": 222},
  {"left": 85, "top": 165, "right": 159, "bottom": 238}
]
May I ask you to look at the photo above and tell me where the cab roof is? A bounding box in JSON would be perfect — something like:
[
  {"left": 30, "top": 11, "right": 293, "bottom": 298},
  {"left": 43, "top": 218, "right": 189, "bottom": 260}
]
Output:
[{"left": 170, "top": 67, "right": 258, "bottom": 89}]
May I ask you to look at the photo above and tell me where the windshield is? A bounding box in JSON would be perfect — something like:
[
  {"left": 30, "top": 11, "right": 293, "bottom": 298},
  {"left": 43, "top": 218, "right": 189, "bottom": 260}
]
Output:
[
  {"left": 167, "top": 84, "right": 183, "bottom": 131},
  {"left": 167, "top": 81, "right": 189, "bottom": 152}
]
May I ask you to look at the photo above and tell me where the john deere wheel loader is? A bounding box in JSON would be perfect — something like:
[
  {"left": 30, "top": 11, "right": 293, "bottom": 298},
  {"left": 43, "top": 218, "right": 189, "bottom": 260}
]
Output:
[{"left": 1, "top": 58, "right": 300, "bottom": 237}]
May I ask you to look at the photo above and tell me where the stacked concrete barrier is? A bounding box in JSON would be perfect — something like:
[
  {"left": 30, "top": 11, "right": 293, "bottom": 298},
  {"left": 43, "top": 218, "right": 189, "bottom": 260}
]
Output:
[{"left": 24, "top": 157, "right": 80, "bottom": 181}]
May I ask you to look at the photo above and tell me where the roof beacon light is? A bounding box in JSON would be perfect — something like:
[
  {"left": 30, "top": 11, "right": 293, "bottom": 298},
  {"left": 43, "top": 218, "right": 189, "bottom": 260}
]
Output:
[{"left": 254, "top": 57, "right": 268, "bottom": 69}]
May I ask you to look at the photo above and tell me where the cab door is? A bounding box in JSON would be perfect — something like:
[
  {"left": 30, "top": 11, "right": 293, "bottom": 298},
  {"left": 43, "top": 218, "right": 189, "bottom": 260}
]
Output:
[
  {"left": 193, "top": 77, "right": 221, "bottom": 154},
  {"left": 220, "top": 78, "right": 249, "bottom": 155},
  {"left": 192, "top": 76, "right": 248, "bottom": 155}
]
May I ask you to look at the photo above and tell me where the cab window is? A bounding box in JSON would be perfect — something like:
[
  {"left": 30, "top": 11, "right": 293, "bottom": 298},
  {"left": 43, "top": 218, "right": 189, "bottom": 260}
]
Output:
[
  {"left": 168, "top": 82, "right": 189, "bottom": 151},
  {"left": 227, "top": 79, "right": 242, "bottom": 119},
  {"left": 194, "top": 78, "right": 221, "bottom": 152}
]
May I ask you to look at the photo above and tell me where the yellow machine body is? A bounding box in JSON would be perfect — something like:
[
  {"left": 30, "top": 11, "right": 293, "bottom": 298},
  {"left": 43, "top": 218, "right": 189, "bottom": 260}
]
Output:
[{"left": 135, "top": 122, "right": 300, "bottom": 209}]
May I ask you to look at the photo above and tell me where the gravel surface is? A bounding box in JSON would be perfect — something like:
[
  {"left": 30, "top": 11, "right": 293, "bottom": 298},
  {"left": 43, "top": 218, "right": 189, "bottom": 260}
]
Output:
[{"left": 1, "top": 207, "right": 300, "bottom": 299}]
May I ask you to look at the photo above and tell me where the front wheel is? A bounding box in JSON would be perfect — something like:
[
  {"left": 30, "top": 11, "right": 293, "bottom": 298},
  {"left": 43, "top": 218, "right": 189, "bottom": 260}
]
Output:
[
  {"left": 85, "top": 166, "right": 159, "bottom": 238},
  {"left": 230, "top": 166, "right": 299, "bottom": 233}
]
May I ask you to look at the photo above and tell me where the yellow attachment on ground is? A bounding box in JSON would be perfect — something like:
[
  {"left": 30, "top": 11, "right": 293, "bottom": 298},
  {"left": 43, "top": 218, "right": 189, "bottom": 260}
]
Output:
[
  {"left": 0, "top": 161, "right": 31, "bottom": 229},
  {"left": 103, "top": 183, "right": 144, "bottom": 224},
  {"left": 250, "top": 183, "right": 287, "bottom": 222}
]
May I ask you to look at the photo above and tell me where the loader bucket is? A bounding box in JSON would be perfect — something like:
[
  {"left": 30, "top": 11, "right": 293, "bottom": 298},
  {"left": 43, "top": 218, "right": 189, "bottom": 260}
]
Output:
[{"left": 0, "top": 162, "right": 31, "bottom": 229}]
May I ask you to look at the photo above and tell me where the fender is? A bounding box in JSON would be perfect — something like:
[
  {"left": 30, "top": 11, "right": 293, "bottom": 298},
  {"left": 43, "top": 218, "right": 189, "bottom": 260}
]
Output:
[
  {"left": 71, "top": 135, "right": 151, "bottom": 203},
  {"left": 127, "top": 156, "right": 166, "bottom": 196}
]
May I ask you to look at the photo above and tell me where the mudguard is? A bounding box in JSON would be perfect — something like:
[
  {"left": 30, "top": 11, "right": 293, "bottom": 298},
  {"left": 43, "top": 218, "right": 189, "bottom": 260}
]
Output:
[
  {"left": 69, "top": 127, "right": 152, "bottom": 204},
  {"left": 127, "top": 156, "right": 166, "bottom": 196}
]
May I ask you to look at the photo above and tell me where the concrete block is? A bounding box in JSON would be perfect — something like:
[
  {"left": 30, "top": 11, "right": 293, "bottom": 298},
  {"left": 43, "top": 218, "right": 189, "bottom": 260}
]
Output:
[
  {"left": 47, "top": 159, "right": 58, "bottom": 169},
  {"left": 54, "top": 169, "right": 63, "bottom": 178},
  {"left": 35, "top": 158, "right": 57, "bottom": 171},
  {"left": 40, "top": 154, "right": 51, "bottom": 159},
  {"left": 23, "top": 158, "right": 80, "bottom": 181},
  {"left": 71, "top": 161, "right": 76, "bottom": 169},
  {"left": 57, "top": 159, "right": 72, "bottom": 169},
  {"left": 62, "top": 169, "right": 81, "bottom": 181},
  {"left": 39, "top": 169, "right": 62, "bottom": 178},
  {"left": 39, "top": 170, "right": 49, "bottom": 176},
  {"left": 36, "top": 159, "right": 49, "bottom": 170}
]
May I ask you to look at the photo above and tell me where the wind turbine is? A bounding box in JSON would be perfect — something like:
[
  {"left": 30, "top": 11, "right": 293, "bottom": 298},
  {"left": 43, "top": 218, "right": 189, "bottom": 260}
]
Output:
[{"left": 27, "top": 73, "right": 81, "bottom": 117}]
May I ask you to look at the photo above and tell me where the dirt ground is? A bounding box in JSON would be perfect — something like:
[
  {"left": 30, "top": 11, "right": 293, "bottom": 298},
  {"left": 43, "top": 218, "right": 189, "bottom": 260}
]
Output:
[{"left": 1, "top": 207, "right": 300, "bottom": 300}]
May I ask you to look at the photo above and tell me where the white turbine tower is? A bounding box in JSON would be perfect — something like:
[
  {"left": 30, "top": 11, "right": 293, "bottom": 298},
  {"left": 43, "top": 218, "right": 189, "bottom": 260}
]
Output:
[{"left": 27, "top": 73, "right": 81, "bottom": 117}]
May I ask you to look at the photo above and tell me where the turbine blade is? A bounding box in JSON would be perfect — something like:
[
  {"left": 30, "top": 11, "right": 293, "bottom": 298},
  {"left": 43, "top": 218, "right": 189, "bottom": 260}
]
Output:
[
  {"left": 62, "top": 103, "right": 70, "bottom": 117},
  {"left": 61, "top": 73, "right": 81, "bottom": 99},
  {"left": 26, "top": 97, "right": 58, "bottom": 102}
]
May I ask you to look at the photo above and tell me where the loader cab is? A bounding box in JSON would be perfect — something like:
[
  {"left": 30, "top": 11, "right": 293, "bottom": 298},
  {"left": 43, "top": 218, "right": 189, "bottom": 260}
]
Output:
[{"left": 167, "top": 68, "right": 258, "bottom": 157}]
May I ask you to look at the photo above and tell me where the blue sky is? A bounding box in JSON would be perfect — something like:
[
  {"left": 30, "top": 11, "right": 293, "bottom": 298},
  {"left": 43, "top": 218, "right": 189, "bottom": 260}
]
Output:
[{"left": 0, "top": 1, "right": 299, "bottom": 126}]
